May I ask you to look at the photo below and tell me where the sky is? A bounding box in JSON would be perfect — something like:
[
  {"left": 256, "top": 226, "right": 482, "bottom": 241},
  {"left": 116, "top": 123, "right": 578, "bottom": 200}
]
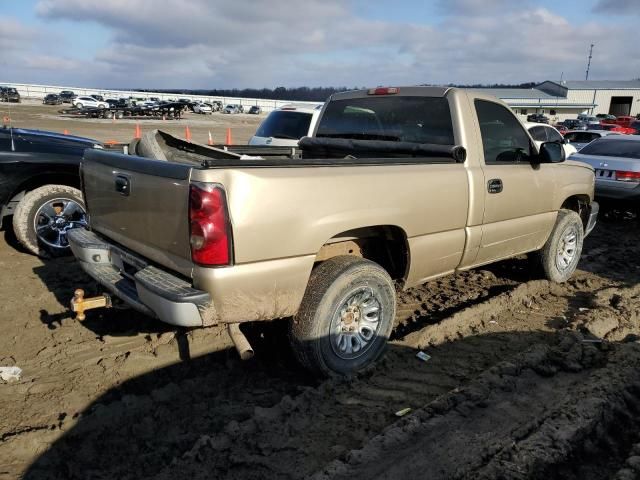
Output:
[{"left": 0, "top": 0, "right": 639, "bottom": 90}]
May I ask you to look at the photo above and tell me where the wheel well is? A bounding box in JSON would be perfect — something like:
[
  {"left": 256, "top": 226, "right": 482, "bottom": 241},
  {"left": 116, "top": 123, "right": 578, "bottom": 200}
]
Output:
[
  {"left": 316, "top": 226, "right": 409, "bottom": 281},
  {"left": 561, "top": 195, "right": 591, "bottom": 229},
  {"left": 2, "top": 173, "right": 80, "bottom": 219}
]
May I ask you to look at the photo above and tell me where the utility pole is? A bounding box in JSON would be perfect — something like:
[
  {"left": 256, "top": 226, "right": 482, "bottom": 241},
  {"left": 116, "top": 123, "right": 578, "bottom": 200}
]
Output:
[{"left": 585, "top": 43, "right": 594, "bottom": 80}]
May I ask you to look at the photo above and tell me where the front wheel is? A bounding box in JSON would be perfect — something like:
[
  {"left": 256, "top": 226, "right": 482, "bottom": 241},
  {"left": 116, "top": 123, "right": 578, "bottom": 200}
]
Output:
[
  {"left": 12, "top": 185, "right": 87, "bottom": 257},
  {"left": 289, "top": 256, "right": 396, "bottom": 377},
  {"left": 535, "top": 209, "right": 584, "bottom": 283}
]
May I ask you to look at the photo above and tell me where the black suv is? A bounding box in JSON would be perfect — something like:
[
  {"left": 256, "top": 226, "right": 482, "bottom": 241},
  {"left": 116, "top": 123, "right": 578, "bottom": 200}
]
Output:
[
  {"left": 0, "top": 87, "right": 21, "bottom": 103},
  {"left": 526, "top": 113, "right": 549, "bottom": 124},
  {"left": 43, "top": 94, "right": 63, "bottom": 105},
  {"left": 58, "top": 90, "right": 76, "bottom": 103}
]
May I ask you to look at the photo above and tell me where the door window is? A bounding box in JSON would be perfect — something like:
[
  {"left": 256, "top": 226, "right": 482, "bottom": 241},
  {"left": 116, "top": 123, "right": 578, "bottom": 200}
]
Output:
[
  {"left": 529, "top": 126, "right": 547, "bottom": 142},
  {"left": 545, "top": 127, "right": 563, "bottom": 143},
  {"left": 475, "top": 100, "right": 532, "bottom": 164}
]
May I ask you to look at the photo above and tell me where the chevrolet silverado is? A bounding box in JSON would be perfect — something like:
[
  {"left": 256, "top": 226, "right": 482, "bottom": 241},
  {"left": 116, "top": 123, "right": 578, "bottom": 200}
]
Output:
[{"left": 68, "top": 86, "right": 598, "bottom": 376}]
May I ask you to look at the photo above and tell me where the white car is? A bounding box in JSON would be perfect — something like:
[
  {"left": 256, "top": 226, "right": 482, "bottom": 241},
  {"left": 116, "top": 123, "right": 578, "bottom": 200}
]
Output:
[
  {"left": 249, "top": 103, "right": 323, "bottom": 146},
  {"left": 72, "top": 96, "right": 108, "bottom": 109},
  {"left": 525, "top": 122, "right": 577, "bottom": 159},
  {"left": 193, "top": 103, "right": 213, "bottom": 114}
]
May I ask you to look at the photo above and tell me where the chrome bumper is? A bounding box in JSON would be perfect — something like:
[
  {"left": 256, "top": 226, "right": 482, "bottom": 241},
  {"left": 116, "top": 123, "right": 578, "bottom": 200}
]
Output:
[{"left": 67, "top": 229, "right": 211, "bottom": 327}]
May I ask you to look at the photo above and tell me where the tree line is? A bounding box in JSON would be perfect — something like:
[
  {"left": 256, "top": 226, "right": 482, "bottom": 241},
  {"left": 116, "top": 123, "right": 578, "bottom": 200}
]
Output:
[{"left": 139, "top": 83, "right": 539, "bottom": 101}]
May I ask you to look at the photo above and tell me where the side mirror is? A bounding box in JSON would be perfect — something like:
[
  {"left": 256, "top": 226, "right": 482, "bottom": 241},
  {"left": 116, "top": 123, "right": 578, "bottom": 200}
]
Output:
[{"left": 539, "top": 141, "right": 565, "bottom": 163}]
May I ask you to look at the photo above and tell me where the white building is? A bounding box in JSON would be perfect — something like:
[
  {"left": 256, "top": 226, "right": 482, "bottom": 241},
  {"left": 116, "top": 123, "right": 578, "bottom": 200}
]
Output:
[{"left": 478, "top": 80, "right": 640, "bottom": 123}]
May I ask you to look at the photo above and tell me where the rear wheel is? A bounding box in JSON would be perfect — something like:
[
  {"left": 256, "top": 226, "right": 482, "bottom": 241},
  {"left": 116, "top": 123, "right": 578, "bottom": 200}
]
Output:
[
  {"left": 76, "top": 103, "right": 83, "bottom": 109},
  {"left": 12, "top": 185, "right": 87, "bottom": 257},
  {"left": 289, "top": 256, "right": 396, "bottom": 377}
]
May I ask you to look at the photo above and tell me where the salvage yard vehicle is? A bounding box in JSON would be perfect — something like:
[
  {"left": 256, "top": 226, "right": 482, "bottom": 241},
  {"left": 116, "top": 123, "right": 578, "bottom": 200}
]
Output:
[
  {"left": 223, "top": 104, "right": 244, "bottom": 114},
  {"left": 526, "top": 122, "right": 577, "bottom": 158},
  {"left": 192, "top": 103, "right": 213, "bottom": 114},
  {"left": 249, "top": 103, "right": 323, "bottom": 146},
  {"left": 564, "top": 130, "right": 620, "bottom": 151},
  {"left": 58, "top": 90, "right": 76, "bottom": 103},
  {"left": 572, "top": 136, "right": 640, "bottom": 200},
  {"left": 248, "top": 106, "right": 262, "bottom": 115},
  {"left": 43, "top": 94, "right": 63, "bottom": 105},
  {"left": 72, "top": 96, "right": 108, "bottom": 109},
  {"left": 0, "top": 87, "right": 21, "bottom": 103},
  {"left": 69, "top": 86, "right": 598, "bottom": 376},
  {"left": 0, "top": 126, "right": 102, "bottom": 256}
]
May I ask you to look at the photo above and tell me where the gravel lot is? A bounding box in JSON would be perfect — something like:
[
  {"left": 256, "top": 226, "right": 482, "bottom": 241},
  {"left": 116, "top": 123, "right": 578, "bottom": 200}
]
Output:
[
  {"left": 1, "top": 103, "right": 640, "bottom": 479},
  {"left": 0, "top": 99, "right": 263, "bottom": 145}
]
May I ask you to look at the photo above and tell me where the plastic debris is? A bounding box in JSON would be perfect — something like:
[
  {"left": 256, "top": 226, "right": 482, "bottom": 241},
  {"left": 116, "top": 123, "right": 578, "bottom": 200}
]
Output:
[
  {"left": 0, "top": 366, "right": 22, "bottom": 382},
  {"left": 579, "top": 307, "right": 590, "bottom": 312},
  {"left": 395, "top": 407, "right": 412, "bottom": 417},
  {"left": 416, "top": 351, "right": 431, "bottom": 362}
]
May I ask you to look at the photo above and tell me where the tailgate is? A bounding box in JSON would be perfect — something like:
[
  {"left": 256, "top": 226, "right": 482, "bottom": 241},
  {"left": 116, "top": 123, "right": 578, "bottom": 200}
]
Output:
[{"left": 81, "top": 149, "right": 194, "bottom": 277}]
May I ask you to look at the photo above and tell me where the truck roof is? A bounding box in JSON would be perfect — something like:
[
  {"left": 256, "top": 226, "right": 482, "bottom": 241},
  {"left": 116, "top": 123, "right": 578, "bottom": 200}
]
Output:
[{"left": 330, "top": 86, "right": 450, "bottom": 101}]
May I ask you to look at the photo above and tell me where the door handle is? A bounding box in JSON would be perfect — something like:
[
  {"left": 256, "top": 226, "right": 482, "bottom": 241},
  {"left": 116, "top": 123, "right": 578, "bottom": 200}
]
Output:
[
  {"left": 487, "top": 178, "right": 503, "bottom": 194},
  {"left": 115, "top": 175, "right": 130, "bottom": 196}
]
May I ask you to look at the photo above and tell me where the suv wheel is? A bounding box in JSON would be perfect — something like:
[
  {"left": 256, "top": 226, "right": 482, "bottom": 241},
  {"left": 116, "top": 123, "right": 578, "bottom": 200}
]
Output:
[
  {"left": 12, "top": 185, "right": 87, "bottom": 257},
  {"left": 289, "top": 256, "right": 396, "bottom": 377}
]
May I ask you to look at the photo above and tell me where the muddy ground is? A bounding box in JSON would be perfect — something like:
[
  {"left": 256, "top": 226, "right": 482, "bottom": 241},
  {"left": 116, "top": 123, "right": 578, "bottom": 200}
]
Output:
[
  {"left": 0, "top": 99, "right": 263, "bottom": 144},
  {"left": 1, "top": 214, "right": 639, "bottom": 479},
  {"left": 1, "top": 102, "right": 640, "bottom": 479}
]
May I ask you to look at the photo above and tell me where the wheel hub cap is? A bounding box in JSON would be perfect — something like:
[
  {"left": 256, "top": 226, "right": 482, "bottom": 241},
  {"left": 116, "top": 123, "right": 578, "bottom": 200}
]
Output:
[
  {"left": 330, "top": 288, "right": 382, "bottom": 360},
  {"left": 556, "top": 226, "right": 578, "bottom": 272},
  {"left": 34, "top": 198, "right": 87, "bottom": 250}
]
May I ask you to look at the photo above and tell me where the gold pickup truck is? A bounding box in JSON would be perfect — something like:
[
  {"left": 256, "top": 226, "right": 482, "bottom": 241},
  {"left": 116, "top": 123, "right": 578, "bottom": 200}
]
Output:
[{"left": 68, "top": 86, "right": 598, "bottom": 376}]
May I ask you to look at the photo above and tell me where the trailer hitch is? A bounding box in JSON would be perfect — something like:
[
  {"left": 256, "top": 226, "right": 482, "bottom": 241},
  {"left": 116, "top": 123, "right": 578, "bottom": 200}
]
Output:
[{"left": 70, "top": 289, "right": 112, "bottom": 320}]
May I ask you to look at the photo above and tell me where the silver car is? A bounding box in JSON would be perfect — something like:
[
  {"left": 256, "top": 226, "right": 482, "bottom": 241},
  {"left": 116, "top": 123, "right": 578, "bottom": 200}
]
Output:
[
  {"left": 564, "top": 130, "right": 620, "bottom": 151},
  {"left": 571, "top": 136, "right": 640, "bottom": 200}
]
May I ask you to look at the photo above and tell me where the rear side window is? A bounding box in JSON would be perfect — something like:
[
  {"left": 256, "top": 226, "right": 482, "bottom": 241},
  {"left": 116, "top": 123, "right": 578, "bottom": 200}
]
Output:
[
  {"left": 316, "top": 96, "right": 454, "bottom": 145},
  {"left": 579, "top": 139, "right": 640, "bottom": 159},
  {"left": 475, "top": 100, "right": 531, "bottom": 164},
  {"left": 529, "top": 126, "right": 546, "bottom": 142},
  {"left": 566, "top": 132, "right": 599, "bottom": 143},
  {"left": 545, "top": 127, "right": 563, "bottom": 143},
  {"left": 255, "top": 111, "right": 313, "bottom": 140}
]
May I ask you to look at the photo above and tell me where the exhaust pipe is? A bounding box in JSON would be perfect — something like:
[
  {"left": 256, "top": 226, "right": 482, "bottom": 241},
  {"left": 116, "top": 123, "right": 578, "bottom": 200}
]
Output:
[{"left": 228, "top": 323, "right": 254, "bottom": 360}]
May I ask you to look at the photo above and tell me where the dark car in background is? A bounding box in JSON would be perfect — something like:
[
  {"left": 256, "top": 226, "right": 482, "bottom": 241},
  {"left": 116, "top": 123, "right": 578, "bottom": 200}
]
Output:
[
  {"left": 0, "top": 126, "right": 102, "bottom": 256},
  {"left": 42, "top": 94, "right": 63, "bottom": 105},
  {"left": 0, "top": 87, "right": 21, "bottom": 103},
  {"left": 526, "top": 113, "right": 549, "bottom": 124},
  {"left": 561, "top": 119, "right": 587, "bottom": 131},
  {"left": 58, "top": 90, "right": 76, "bottom": 103},
  {"left": 248, "top": 106, "right": 262, "bottom": 115}
]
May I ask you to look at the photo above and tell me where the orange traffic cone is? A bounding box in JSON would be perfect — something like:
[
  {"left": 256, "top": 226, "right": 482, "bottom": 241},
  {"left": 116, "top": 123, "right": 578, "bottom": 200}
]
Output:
[
  {"left": 112, "top": 112, "right": 116, "bottom": 122},
  {"left": 208, "top": 131, "right": 213, "bottom": 146},
  {"left": 63, "top": 129, "right": 69, "bottom": 135},
  {"left": 2, "top": 116, "right": 10, "bottom": 126},
  {"left": 185, "top": 126, "right": 192, "bottom": 142},
  {"left": 162, "top": 114, "right": 166, "bottom": 121},
  {"left": 225, "top": 128, "right": 232, "bottom": 145},
  {"left": 134, "top": 123, "right": 141, "bottom": 139}
]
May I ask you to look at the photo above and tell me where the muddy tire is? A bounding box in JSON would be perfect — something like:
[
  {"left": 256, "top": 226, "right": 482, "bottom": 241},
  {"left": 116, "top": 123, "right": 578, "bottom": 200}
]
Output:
[
  {"left": 536, "top": 209, "right": 584, "bottom": 283},
  {"left": 12, "top": 185, "right": 86, "bottom": 257},
  {"left": 289, "top": 256, "right": 396, "bottom": 377}
]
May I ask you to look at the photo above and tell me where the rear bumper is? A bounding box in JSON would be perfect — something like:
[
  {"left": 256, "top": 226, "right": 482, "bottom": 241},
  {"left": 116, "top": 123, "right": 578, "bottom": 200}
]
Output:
[
  {"left": 585, "top": 201, "right": 599, "bottom": 237},
  {"left": 68, "top": 229, "right": 212, "bottom": 327}
]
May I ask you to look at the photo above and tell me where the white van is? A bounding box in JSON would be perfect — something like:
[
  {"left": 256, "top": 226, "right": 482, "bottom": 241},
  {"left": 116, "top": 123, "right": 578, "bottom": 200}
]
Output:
[{"left": 249, "top": 103, "right": 323, "bottom": 146}]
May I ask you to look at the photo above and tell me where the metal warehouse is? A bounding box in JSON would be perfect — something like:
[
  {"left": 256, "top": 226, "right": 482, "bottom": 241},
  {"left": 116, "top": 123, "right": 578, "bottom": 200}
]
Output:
[{"left": 479, "top": 80, "right": 640, "bottom": 123}]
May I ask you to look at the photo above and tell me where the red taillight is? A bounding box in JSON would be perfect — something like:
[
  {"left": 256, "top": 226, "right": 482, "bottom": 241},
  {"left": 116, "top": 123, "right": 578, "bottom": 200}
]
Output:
[
  {"left": 615, "top": 171, "right": 640, "bottom": 182},
  {"left": 367, "top": 87, "right": 399, "bottom": 95},
  {"left": 189, "top": 183, "right": 232, "bottom": 266}
]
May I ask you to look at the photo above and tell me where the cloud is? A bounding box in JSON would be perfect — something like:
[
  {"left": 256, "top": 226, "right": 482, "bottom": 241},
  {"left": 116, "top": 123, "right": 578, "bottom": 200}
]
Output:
[
  {"left": 0, "top": 2, "right": 636, "bottom": 89},
  {"left": 593, "top": 0, "right": 640, "bottom": 15}
]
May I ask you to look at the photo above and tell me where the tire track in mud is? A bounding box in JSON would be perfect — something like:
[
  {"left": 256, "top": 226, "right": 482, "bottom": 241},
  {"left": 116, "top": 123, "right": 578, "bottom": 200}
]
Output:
[
  {"left": 23, "top": 271, "right": 569, "bottom": 480},
  {"left": 314, "top": 336, "right": 640, "bottom": 480}
]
